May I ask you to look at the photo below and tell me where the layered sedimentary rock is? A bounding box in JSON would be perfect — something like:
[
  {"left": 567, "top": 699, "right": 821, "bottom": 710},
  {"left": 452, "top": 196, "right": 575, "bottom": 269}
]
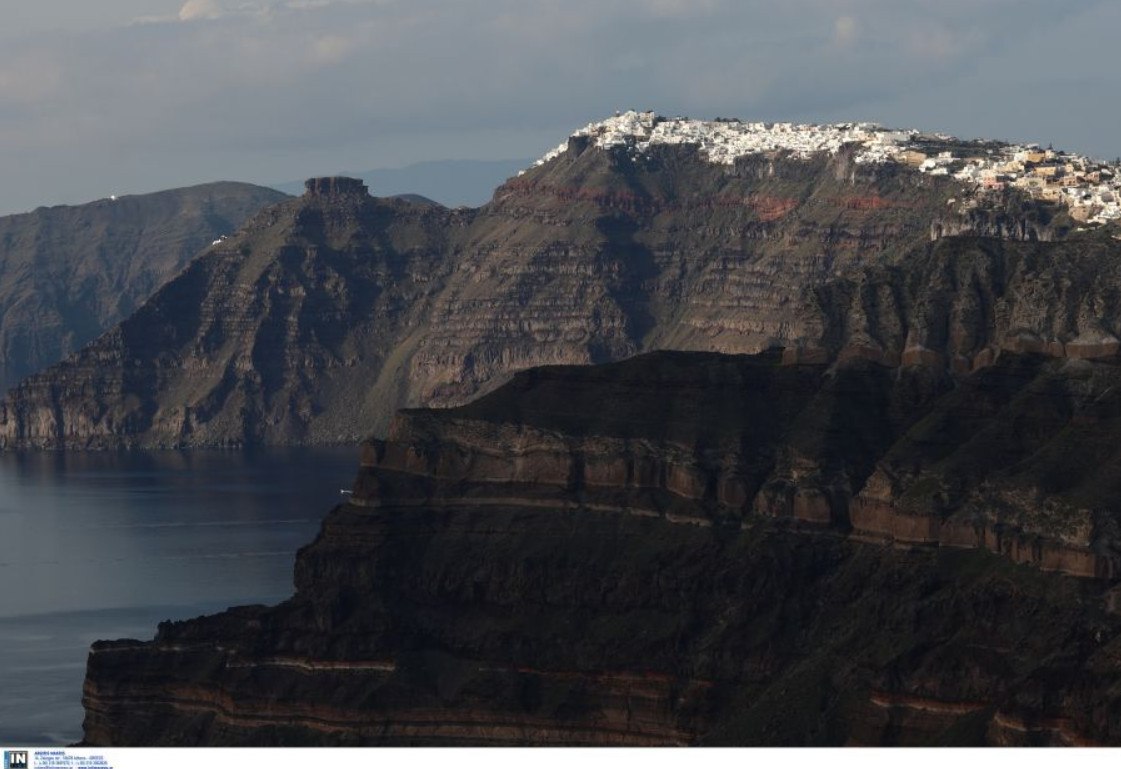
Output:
[
  {"left": 82, "top": 350, "right": 1121, "bottom": 746},
  {"left": 4, "top": 133, "right": 1099, "bottom": 449},
  {"left": 0, "top": 182, "right": 288, "bottom": 390}
]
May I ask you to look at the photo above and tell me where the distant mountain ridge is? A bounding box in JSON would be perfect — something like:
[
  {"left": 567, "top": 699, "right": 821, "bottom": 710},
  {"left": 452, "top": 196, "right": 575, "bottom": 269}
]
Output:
[
  {"left": 273, "top": 159, "right": 531, "bottom": 208},
  {"left": 0, "top": 182, "right": 289, "bottom": 390},
  {"left": 2, "top": 112, "right": 1119, "bottom": 449}
]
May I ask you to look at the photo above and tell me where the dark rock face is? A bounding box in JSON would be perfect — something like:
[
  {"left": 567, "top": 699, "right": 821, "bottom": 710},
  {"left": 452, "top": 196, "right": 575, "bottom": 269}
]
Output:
[
  {"left": 0, "top": 182, "right": 289, "bottom": 390},
  {"left": 304, "top": 177, "right": 369, "bottom": 198},
  {"left": 82, "top": 350, "right": 1121, "bottom": 746},
  {"left": 0, "top": 147, "right": 999, "bottom": 448}
]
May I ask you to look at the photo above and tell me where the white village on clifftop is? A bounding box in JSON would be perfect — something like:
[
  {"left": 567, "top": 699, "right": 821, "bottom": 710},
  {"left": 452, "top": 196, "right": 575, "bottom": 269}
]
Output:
[{"left": 535, "top": 110, "right": 1121, "bottom": 225}]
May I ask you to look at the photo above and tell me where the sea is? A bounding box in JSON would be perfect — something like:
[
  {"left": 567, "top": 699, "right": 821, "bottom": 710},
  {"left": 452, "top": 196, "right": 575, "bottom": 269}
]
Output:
[{"left": 0, "top": 446, "right": 359, "bottom": 746}]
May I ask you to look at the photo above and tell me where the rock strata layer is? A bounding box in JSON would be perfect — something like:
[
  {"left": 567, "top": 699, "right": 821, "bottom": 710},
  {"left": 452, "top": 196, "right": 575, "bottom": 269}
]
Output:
[{"left": 82, "top": 350, "right": 1121, "bottom": 746}]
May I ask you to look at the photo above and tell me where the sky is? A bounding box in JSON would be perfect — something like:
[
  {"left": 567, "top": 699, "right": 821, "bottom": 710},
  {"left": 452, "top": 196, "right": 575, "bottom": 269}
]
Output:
[{"left": 2, "top": 0, "right": 1120, "bottom": 214}]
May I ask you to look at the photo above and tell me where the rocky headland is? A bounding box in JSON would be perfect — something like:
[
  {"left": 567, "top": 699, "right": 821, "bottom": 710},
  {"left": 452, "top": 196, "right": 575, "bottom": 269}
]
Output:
[{"left": 81, "top": 348, "right": 1121, "bottom": 746}]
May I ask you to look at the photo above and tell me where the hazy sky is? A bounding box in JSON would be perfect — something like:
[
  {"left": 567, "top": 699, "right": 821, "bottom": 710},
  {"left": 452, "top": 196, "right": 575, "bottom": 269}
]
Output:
[{"left": 2, "top": 0, "right": 1120, "bottom": 214}]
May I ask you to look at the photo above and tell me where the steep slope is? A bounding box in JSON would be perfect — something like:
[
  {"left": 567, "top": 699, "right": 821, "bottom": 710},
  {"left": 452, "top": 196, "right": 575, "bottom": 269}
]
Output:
[
  {"left": 81, "top": 350, "right": 1121, "bottom": 746},
  {"left": 0, "top": 182, "right": 289, "bottom": 390}
]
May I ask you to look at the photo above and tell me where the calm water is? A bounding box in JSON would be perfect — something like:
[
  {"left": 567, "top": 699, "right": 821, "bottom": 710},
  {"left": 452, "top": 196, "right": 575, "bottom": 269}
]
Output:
[{"left": 0, "top": 447, "right": 359, "bottom": 745}]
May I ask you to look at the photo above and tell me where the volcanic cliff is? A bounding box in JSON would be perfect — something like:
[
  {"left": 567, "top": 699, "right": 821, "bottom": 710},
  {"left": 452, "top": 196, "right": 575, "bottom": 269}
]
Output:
[
  {"left": 0, "top": 126, "right": 1081, "bottom": 448},
  {"left": 0, "top": 182, "right": 288, "bottom": 391},
  {"left": 82, "top": 348, "right": 1121, "bottom": 746}
]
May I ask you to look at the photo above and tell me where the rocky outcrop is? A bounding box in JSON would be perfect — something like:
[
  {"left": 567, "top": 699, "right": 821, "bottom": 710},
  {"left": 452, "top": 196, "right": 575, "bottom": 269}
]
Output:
[
  {"left": 81, "top": 349, "right": 1121, "bottom": 746},
  {"left": 928, "top": 193, "right": 1067, "bottom": 242},
  {"left": 304, "top": 177, "right": 369, "bottom": 198},
  {"left": 0, "top": 182, "right": 288, "bottom": 390}
]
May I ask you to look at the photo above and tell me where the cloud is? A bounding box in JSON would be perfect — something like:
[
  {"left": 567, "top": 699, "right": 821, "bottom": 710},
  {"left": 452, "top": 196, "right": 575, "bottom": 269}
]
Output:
[
  {"left": 173, "top": 0, "right": 387, "bottom": 22},
  {"left": 285, "top": 0, "right": 389, "bottom": 9},
  {"left": 832, "top": 15, "right": 858, "bottom": 48},
  {"left": 308, "top": 34, "right": 357, "bottom": 66},
  {"left": 178, "top": 0, "right": 227, "bottom": 21}
]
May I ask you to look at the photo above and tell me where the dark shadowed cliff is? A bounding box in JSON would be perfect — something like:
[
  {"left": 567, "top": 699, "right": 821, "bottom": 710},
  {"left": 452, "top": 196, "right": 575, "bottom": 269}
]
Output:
[
  {"left": 82, "top": 349, "right": 1121, "bottom": 746},
  {"left": 2, "top": 140, "right": 1061, "bottom": 449},
  {"left": 0, "top": 182, "right": 289, "bottom": 390}
]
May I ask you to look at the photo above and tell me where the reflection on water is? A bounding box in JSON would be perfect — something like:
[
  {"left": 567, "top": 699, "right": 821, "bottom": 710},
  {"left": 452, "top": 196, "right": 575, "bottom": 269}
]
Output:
[{"left": 0, "top": 447, "right": 357, "bottom": 745}]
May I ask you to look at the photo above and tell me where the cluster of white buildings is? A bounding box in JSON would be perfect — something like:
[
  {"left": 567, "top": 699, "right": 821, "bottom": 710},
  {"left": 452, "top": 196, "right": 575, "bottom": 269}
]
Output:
[
  {"left": 534, "top": 110, "right": 905, "bottom": 167},
  {"left": 947, "top": 146, "right": 1120, "bottom": 225},
  {"left": 533, "top": 111, "right": 1121, "bottom": 225}
]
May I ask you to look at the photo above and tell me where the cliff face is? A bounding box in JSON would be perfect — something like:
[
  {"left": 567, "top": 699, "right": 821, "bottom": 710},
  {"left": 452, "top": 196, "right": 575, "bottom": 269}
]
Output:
[
  {"left": 82, "top": 350, "right": 1121, "bottom": 746},
  {"left": 792, "top": 233, "right": 1121, "bottom": 371},
  {"left": 0, "top": 182, "right": 289, "bottom": 391},
  {"left": 409, "top": 144, "right": 952, "bottom": 409},
  {"left": 0, "top": 146, "right": 972, "bottom": 448}
]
